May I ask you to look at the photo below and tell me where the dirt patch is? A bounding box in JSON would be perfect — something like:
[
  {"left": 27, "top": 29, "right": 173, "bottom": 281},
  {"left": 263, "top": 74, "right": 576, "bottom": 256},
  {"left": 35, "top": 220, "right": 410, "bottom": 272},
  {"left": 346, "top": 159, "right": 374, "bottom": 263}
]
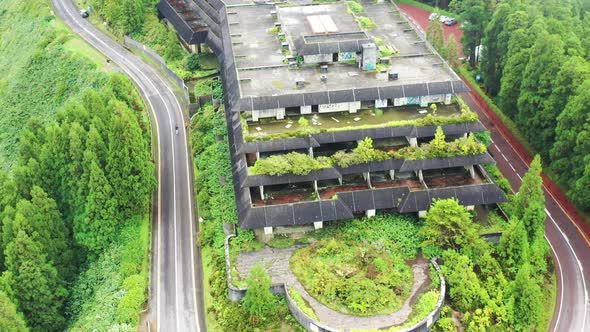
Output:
[{"left": 320, "top": 184, "right": 370, "bottom": 199}]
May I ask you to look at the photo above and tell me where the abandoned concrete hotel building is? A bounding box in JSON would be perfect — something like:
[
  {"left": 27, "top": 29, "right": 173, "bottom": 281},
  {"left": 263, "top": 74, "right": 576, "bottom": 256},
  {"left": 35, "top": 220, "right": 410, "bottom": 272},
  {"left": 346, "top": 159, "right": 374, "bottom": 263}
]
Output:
[{"left": 159, "top": 0, "right": 507, "bottom": 234}]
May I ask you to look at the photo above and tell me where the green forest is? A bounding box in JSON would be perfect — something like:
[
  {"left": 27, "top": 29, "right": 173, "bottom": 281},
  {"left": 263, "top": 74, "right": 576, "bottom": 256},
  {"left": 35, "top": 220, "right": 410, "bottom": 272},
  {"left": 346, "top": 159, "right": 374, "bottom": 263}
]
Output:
[
  {"left": 446, "top": 0, "right": 590, "bottom": 211},
  {"left": 429, "top": 157, "right": 553, "bottom": 331},
  {"left": 0, "top": 0, "right": 156, "bottom": 331}
]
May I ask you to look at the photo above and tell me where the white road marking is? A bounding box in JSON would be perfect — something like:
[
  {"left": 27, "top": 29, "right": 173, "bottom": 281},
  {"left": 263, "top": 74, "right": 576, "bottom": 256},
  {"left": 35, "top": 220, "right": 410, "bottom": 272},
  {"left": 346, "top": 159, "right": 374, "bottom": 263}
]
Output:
[
  {"left": 54, "top": 2, "right": 201, "bottom": 330},
  {"left": 516, "top": 173, "right": 522, "bottom": 181},
  {"left": 508, "top": 163, "right": 516, "bottom": 172},
  {"left": 546, "top": 234, "right": 564, "bottom": 331},
  {"left": 466, "top": 92, "right": 590, "bottom": 330},
  {"left": 545, "top": 208, "right": 588, "bottom": 332}
]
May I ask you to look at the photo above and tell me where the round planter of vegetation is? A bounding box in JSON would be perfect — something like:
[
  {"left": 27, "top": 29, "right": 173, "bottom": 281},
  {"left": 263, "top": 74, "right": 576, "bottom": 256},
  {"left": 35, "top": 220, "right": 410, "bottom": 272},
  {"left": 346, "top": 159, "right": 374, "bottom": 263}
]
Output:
[{"left": 290, "top": 238, "right": 414, "bottom": 316}]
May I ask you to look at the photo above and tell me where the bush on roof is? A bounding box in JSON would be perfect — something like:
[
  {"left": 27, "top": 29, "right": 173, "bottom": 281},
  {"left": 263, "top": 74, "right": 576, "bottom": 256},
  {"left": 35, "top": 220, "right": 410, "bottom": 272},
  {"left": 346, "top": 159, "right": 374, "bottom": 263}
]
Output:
[
  {"left": 395, "top": 127, "right": 486, "bottom": 160},
  {"left": 249, "top": 130, "right": 487, "bottom": 176},
  {"left": 357, "top": 17, "right": 377, "bottom": 30},
  {"left": 346, "top": 1, "right": 365, "bottom": 14},
  {"left": 332, "top": 137, "right": 390, "bottom": 167},
  {"left": 249, "top": 152, "right": 332, "bottom": 176}
]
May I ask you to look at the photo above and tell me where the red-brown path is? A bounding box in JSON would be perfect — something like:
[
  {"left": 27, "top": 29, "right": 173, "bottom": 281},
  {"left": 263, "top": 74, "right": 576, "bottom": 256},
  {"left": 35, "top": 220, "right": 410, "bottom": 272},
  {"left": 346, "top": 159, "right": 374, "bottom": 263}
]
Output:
[
  {"left": 398, "top": 3, "right": 590, "bottom": 331},
  {"left": 396, "top": 3, "right": 465, "bottom": 57}
]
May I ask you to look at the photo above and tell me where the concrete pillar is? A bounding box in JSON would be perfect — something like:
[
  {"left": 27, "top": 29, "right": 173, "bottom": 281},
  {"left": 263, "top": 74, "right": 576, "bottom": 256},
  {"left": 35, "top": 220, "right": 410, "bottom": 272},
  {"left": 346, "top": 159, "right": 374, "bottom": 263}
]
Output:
[
  {"left": 313, "top": 180, "right": 321, "bottom": 201},
  {"left": 366, "top": 209, "right": 376, "bottom": 218},
  {"left": 252, "top": 110, "right": 260, "bottom": 122},
  {"left": 308, "top": 147, "right": 314, "bottom": 158},
  {"left": 417, "top": 170, "right": 424, "bottom": 183},
  {"left": 466, "top": 205, "right": 475, "bottom": 211},
  {"left": 375, "top": 98, "right": 388, "bottom": 108},
  {"left": 468, "top": 165, "right": 475, "bottom": 179},
  {"left": 276, "top": 108, "right": 285, "bottom": 120},
  {"left": 418, "top": 210, "right": 427, "bottom": 218},
  {"left": 301, "top": 105, "right": 312, "bottom": 115},
  {"left": 407, "top": 136, "right": 418, "bottom": 147},
  {"left": 259, "top": 185, "right": 265, "bottom": 200},
  {"left": 255, "top": 227, "right": 274, "bottom": 242},
  {"left": 389, "top": 169, "right": 395, "bottom": 180},
  {"left": 314, "top": 221, "right": 323, "bottom": 230},
  {"left": 420, "top": 97, "right": 428, "bottom": 107},
  {"left": 338, "top": 177, "right": 343, "bottom": 185},
  {"left": 366, "top": 172, "right": 372, "bottom": 188},
  {"left": 444, "top": 94, "right": 452, "bottom": 105},
  {"left": 464, "top": 133, "right": 468, "bottom": 138},
  {"left": 349, "top": 101, "right": 361, "bottom": 113}
]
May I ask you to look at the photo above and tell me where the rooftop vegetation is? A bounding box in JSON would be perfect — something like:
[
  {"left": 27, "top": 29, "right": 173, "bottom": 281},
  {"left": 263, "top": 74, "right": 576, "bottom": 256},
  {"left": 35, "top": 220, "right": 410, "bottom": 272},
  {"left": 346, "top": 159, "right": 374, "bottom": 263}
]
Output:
[
  {"left": 357, "top": 17, "right": 377, "bottom": 30},
  {"left": 249, "top": 130, "right": 487, "bottom": 176},
  {"left": 243, "top": 102, "right": 479, "bottom": 143},
  {"left": 249, "top": 152, "right": 332, "bottom": 176},
  {"left": 290, "top": 238, "right": 413, "bottom": 316},
  {"left": 346, "top": 1, "right": 365, "bottom": 14},
  {"left": 396, "top": 127, "right": 486, "bottom": 160}
]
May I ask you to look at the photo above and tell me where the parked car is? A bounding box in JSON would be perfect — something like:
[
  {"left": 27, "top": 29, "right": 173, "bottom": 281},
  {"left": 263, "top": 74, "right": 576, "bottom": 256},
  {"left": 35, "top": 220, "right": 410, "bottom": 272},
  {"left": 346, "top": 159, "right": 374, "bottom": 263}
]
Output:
[
  {"left": 444, "top": 18, "right": 458, "bottom": 26},
  {"left": 80, "top": 10, "right": 89, "bottom": 18},
  {"left": 428, "top": 13, "right": 439, "bottom": 21},
  {"left": 438, "top": 15, "right": 449, "bottom": 23}
]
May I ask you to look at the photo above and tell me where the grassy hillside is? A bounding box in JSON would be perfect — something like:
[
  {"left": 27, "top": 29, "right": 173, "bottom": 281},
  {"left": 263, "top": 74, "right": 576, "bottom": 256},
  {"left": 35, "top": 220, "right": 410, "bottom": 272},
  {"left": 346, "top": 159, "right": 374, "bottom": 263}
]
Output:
[
  {"left": 0, "top": 1, "right": 152, "bottom": 331},
  {"left": 0, "top": 0, "right": 108, "bottom": 170}
]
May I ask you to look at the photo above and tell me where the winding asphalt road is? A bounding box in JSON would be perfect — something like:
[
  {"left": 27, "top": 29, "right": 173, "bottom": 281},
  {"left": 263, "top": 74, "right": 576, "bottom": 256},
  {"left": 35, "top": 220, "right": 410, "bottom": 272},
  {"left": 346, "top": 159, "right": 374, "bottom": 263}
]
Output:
[
  {"left": 462, "top": 91, "right": 590, "bottom": 332},
  {"left": 392, "top": 5, "right": 590, "bottom": 330},
  {"left": 51, "top": 1, "right": 206, "bottom": 331}
]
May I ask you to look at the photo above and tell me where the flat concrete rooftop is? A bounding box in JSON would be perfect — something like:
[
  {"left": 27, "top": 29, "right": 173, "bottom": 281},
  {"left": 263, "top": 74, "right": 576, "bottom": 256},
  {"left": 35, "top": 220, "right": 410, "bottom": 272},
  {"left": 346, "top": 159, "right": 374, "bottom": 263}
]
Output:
[{"left": 227, "top": 1, "right": 461, "bottom": 99}]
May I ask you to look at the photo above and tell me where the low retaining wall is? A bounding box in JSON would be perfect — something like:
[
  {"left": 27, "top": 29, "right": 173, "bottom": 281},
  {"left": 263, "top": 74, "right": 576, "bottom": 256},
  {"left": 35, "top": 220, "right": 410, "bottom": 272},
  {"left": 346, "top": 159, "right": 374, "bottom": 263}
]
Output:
[
  {"left": 123, "top": 36, "right": 190, "bottom": 102},
  {"left": 224, "top": 235, "right": 446, "bottom": 332}
]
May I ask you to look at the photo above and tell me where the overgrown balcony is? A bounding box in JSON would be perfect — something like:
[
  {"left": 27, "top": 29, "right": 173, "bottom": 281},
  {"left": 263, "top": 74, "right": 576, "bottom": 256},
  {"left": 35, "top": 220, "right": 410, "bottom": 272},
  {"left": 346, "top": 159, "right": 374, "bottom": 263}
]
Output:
[{"left": 243, "top": 102, "right": 475, "bottom": 142}]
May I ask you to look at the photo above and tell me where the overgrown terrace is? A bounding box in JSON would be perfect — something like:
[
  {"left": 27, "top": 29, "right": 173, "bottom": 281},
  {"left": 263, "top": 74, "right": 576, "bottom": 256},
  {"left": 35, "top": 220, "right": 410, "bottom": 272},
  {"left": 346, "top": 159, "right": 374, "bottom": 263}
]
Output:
[
  {"left": 244, "top": 102, "right": 469, "bottom": 142},
  {"left": 250, "top": 166, "right": 487, "bottom": 207}
]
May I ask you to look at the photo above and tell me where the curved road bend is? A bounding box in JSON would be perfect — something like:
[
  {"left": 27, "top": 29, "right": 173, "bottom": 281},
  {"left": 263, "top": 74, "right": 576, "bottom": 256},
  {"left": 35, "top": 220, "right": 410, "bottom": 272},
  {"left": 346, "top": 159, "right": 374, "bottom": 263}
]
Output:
[
  {"left": 395, "top": 4, "right": 590, "bottom": 330},
  {"left": 52, "top": 1, "right": 206, "bottom": 331},
  {"left": 461, "top": 92, "right": 590, "bottom": 332}
]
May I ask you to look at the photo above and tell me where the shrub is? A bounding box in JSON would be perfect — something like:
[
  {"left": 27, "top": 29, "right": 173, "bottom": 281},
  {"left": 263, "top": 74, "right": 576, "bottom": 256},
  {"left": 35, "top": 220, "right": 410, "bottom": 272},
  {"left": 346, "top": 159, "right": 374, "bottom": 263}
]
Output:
[
  {"left": 332, "top": 138, "right": 391, "bottom": 167},
  {"left": 357, "top": 17, "right": 376, "bottom": 30},
  {"left": 243, "top": 264, "right": 276, "bottom": 320},
  {"left": 184, "top": 53, "right": 201, "bottom": 71},
  {"left": 116, "top": 274, "right": 147, "bottom": 325},
  {"left": 395, "top": 127, "right": 486, "bottom": 160},
  {"left": 249, "top": 152, "right": 332, "bottom": 176},
  {"left": 346, "top": 1, "right": 364, "bottom": 14}
]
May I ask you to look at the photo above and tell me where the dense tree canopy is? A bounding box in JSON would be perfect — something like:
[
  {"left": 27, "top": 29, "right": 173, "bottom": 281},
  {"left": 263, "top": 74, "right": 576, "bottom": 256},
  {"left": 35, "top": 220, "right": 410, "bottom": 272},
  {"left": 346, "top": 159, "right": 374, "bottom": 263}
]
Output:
[
  {"left": 430, "top": 156, "right": 550, "bottom": 330},
  {"left": 474, "top": 0, "right": 590, "bottom": 210},
  {"left": 0, "top": 73, "right": 156, "bottom": 331}
]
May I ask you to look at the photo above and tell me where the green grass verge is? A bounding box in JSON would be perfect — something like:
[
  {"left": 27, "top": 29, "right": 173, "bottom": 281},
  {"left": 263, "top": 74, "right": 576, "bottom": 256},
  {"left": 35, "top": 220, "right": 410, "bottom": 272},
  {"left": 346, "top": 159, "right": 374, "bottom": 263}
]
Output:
[
  {"left": 201, "top": 246, "right": 224, "bottom": 332},
  {"left": 0, "top": 0, "right": 107, "bottom": 170},
  {"left": 393, "top": 0, "right": 456, "bottom": 17},
  {"left": 539, "top": 272, "right": 557, "bottom": 332},
  {"left": 66, "top": 216, "right": 150, "bottom": 330},
  {"left": 288, "top": 287, "right": 319, "bottom": 320}
]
